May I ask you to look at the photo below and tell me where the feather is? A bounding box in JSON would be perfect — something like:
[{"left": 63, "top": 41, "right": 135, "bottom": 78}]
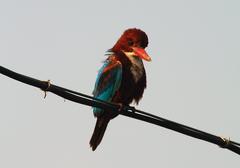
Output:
[{"left": 92, "top": 56, "right": 122, "bottom": 117}]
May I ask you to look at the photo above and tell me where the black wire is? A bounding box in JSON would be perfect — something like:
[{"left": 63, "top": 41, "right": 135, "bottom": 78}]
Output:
[
  {"left": 1, "top": 65, "right": 240, "bottom": 155},
  {"left": 55, "top": 83, "right": 240, "bottom": 149},
  {"left": 55, "top": 86, "right": 221, "bottom": 141},
  {"left": 232, "top": 141, "right": 240, "bottom": 147}
]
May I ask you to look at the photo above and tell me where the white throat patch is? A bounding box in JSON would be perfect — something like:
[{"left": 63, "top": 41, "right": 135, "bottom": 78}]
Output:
[{"left": 125, "top": 53, "right": 144, "bottom": 82}]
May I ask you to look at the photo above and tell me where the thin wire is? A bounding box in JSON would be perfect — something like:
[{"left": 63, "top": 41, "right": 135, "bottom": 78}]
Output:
[
  {"left": 231, "top": 141, "right": 240, "bottom": 147},
  {"left": 55, "top": 85, "right": 112, "bottom": 105}
]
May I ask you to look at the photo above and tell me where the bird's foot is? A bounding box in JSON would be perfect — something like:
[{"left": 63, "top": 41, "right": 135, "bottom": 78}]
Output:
[
  {"left": 115, "top": 103, "right": 123, "bottom": 112},
  {"left": 127, "top": 106, "right": 136, "bottom": 113},
  {"left": 113, "top": 103, "right": 136, "bottom": 113}
]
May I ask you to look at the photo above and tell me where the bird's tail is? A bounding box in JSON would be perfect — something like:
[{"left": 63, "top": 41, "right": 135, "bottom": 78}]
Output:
[{"left": 90, "top": 117, "right": 110, "bottom": 151}]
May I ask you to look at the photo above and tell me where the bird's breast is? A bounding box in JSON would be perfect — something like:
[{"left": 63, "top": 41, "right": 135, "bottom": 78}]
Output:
[
  {"left": 115, "top": 55, "right": 146, "bottom": 105},
  {"left": 127, "top": 56, "right": 144, "bottom": 83}
]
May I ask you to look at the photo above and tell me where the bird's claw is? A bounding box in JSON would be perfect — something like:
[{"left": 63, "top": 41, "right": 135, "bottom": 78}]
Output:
[
  {"left": 116, "top": 103, "right": 123, "bottom": 112},
  {"left": 114, "top": 103, "right": 136, "bottom": 113}
]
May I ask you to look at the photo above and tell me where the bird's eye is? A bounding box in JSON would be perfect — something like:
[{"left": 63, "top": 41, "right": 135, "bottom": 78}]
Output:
[{"left": 128, "top": 40, "right": 134, "bottom": 46}]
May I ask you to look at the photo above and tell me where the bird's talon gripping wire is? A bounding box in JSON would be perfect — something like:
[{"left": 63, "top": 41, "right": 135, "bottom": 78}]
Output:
[
  {"left": 127, "top": 106, "right": 136, "bottom": 113},
  {"left": 117, "top": 103, "right": 123, "bottom": 112},
  {"left": 41, "top": 80, "right": 51, "bottom": 99},
  {"left": 120, "top": 105, "right": 136, "bottom": 113}
]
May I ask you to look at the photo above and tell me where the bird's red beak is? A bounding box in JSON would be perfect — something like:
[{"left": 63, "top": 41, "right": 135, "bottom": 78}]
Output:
[{"left": 131, "top": 47, "right": 151, "bottom": 61}]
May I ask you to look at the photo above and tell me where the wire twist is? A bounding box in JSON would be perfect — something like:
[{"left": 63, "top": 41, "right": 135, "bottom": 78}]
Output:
[
  {"left": 41, "top": 80, "right": 51, "bottom": 98},
  {"left": 219, "top": 136, "right": 231, "bottom": 148}
]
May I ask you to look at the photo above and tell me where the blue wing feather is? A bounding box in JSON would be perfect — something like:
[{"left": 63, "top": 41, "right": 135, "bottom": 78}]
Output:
[{"left": 93, "top": 57, "right": 122, "bottom": 117}]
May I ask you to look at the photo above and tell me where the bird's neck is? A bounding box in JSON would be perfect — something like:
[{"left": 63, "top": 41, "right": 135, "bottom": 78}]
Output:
[{"left": 108, "top": 50, "right": 145, "bottom": 83}]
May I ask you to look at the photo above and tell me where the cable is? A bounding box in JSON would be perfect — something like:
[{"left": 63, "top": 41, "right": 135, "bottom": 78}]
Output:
[{"left": 0, "top": 65, "right": 240, "bottom": 155}]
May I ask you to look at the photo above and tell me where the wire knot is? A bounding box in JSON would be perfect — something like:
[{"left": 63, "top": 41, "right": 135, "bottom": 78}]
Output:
[
  {"left": 41, "top": 80, "right": 51, "bottom": 98},
  {"left": 219, "top": 136, "right": 231, "bottom": 148}
]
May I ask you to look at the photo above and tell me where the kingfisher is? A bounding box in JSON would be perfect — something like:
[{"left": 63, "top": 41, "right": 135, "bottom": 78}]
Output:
[{"left": 90, "top": 28, "right": 151, "bottom": 151}]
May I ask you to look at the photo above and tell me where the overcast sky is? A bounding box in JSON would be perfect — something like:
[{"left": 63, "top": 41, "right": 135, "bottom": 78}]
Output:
[{"left": 1, "top": 0, "right": 240, "bottom": 167}]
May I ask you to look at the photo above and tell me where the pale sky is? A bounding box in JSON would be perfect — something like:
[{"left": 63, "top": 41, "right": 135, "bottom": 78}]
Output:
[{"left": 1, "top": 0, "right": 240, "bottom": 167}]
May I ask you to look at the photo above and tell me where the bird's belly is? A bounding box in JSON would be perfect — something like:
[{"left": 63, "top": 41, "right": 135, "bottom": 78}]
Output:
[{"left": 113, "top": 80, "right": 144, "bottom": 106}]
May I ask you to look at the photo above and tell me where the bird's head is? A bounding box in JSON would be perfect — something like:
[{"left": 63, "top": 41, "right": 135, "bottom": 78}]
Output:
[{"left": 111, "top": 28, "right": 151, "bottom": 62}]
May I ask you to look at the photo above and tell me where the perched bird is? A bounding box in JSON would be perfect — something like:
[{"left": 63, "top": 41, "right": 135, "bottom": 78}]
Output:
[{"left": 90, "top": 28, "right": 151, "bottom": 151}]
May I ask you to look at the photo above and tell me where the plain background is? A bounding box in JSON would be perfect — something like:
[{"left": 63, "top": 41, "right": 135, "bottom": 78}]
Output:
[{"left": 1, "top": 0, "right": 240, "bottom": 167}]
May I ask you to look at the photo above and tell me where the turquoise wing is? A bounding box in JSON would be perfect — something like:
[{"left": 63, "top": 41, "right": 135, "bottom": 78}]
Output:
[{"left": 93, "top": 58, "right": 122, "bottom": 117}]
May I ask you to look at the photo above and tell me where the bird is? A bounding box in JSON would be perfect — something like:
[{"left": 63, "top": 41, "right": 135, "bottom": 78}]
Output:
[{"left": 90, "top": 28, "right": 151, "bottom": 151}]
